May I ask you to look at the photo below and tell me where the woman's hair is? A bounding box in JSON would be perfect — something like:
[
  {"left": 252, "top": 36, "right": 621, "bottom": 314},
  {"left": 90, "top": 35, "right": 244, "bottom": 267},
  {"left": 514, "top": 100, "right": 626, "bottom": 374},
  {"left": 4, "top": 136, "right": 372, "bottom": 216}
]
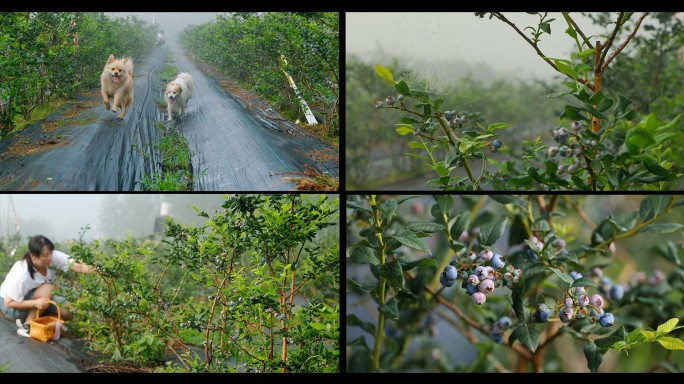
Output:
[{"left": 23, "top": 235, "right": 54, "bottom": 280}]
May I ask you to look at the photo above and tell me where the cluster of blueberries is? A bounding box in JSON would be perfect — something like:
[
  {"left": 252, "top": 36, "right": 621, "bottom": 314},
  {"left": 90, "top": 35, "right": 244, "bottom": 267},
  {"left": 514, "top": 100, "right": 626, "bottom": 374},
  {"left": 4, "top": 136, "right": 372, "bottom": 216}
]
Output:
[
  {"left": 547, "top": 120, "right": 598, "bottom": 176},
  {"left": 534, "top": 270, "right": 616, "bottom": 328},
  {"left": 440, "top": 248, "right": 523, "bottom": 306}
]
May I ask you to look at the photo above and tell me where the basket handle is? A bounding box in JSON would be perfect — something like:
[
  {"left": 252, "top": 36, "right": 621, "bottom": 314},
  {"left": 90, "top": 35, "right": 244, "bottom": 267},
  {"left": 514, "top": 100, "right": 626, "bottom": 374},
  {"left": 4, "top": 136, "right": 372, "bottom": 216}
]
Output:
[{"left": 35, "top": 299, "right": 60, "bottom": 321}]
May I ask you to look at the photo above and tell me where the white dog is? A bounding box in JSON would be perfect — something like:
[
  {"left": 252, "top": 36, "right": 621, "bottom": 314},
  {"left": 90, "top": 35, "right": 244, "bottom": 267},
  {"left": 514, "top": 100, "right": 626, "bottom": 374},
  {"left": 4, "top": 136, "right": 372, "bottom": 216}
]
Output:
[{"left": 164, "top": 72, "right": 193, "bottom": 121}]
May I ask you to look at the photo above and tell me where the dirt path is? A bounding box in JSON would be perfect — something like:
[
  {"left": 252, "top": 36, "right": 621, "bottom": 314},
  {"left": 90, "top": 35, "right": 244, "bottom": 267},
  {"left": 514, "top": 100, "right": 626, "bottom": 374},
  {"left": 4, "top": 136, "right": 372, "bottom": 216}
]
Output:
[{"left": 0, "top": 42, "right": 338, "bottom": 191}]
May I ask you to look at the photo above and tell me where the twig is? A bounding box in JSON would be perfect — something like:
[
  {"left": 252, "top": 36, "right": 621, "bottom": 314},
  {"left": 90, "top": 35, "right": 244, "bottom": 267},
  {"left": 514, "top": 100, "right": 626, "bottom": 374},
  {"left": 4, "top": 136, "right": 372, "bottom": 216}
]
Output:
[
  {"left": 598, "top": 12, "right": 625, "bottom": 68},
  {"left": 601, "top": 12, "right": 649, "bottom": 73}
]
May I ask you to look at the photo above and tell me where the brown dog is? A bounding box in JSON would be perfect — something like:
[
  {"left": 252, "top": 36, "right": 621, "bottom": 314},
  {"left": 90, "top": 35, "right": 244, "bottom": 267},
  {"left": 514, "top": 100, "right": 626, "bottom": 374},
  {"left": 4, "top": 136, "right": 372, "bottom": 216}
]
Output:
[{"left": 100, "top": 54, "right": 134, "bottom": 119}]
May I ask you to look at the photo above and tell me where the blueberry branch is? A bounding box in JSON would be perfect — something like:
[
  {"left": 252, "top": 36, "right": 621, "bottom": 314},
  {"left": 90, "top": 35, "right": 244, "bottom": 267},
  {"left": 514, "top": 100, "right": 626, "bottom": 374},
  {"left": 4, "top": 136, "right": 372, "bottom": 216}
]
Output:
[
  {"left": 489, "top": 12, "right": 591, "bottom": 87},
  {"left": 369, "top": 195, "right": 388, "bottom": 372}
]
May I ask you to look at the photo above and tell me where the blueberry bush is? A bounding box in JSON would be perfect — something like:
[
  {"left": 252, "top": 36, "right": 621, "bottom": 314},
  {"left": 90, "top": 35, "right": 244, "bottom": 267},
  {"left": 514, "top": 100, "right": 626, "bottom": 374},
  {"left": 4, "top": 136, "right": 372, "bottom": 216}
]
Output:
[
  {"left": 373, "top": 12, "right": 683, "bottom": 190},
  {"left": 53, "top": 194, "right": 339, "bottom": 372},
  {"left": 0, "top": 12, "right": 157, "bottom": 137},
  {"left": 346, "top": 194, "right": 684, "bottom": 372}
]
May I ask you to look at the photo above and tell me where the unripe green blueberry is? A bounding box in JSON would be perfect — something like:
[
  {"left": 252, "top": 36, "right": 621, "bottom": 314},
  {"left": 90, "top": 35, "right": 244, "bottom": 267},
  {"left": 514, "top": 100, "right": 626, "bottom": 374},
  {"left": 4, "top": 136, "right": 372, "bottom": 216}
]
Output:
[
  {"left": 548, "top": 146, "right": 559, "bottom": 157},
  {"left": 568, "top": 160, "right": 580, "bottom": 173},
  {"left": 398, "top": 94, "right": 405, "bottom": 101}
]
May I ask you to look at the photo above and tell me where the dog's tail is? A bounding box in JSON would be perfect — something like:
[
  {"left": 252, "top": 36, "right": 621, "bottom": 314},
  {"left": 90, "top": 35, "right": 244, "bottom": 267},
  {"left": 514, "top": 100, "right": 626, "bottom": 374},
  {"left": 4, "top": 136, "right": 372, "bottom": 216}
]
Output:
[{"left": 123, "top": 57, "right": 134, "bottom": 76}]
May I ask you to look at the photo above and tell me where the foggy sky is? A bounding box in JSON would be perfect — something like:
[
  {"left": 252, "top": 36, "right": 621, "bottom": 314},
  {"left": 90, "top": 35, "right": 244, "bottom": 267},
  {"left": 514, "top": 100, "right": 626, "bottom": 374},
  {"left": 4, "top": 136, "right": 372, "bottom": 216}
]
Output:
[
  {"left": 106, "top": 12, "right": 220, "bottom": 41},
  {"left": 346, "top": 12, "right": 610, "bottom": 81},
  {"left": 0, "top": 194, "right": 217, "bottom": 243}
]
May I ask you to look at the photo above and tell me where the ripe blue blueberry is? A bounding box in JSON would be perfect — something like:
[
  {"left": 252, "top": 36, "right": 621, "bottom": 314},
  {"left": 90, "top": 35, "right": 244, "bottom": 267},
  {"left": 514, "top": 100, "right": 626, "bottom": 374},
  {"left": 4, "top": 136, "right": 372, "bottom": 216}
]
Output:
[
  {"left": 610, "top": 284, "right": 624, "bottom": 300},
  {"left": 497, "top": 316, "right": 512, "bottom": 330},
  {"left": 491, "top": 254, "right": 505, "bottom": 269},
  {"left": 599, "top": 312, "right": 614, "bottom": 327},
  {"left": 440, "top": 271, "right": 456, "bottom": 287},
  {"left": 569, "top": 271, "right": 582, "bottom": 280},
  {"left": 375, "top": 100, "right": 383, "bottom": 109},
  {"left": 536, "top": 304, "right": 551, "bottom": 322},
  {"left": 571, "top": 120, "right": 582, "bottom": 131},
  {"left": 468, "top": 274, "right": 480, "bottom": 286},
  {"left": 385, "top": 96, "right": 395, "bottom": 106},
  {"left": 489, "top": 330, "right": 503, "bottom": 344},
  {"left": 465, "top": 282, "right": 478, "bottom": 295},
  {"left": 492, "top": 139, "right": 502, "bottom": 149},
  {"left": 443, "top": 265, "right": 458, "bottom": 281}
]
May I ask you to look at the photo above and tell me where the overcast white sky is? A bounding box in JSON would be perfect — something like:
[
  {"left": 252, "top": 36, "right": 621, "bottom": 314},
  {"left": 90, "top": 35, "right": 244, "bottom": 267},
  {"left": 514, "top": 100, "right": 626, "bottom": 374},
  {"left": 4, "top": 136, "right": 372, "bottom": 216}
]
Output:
[{"left": 346, "top": 12, "right": 612, "bottom": 81}]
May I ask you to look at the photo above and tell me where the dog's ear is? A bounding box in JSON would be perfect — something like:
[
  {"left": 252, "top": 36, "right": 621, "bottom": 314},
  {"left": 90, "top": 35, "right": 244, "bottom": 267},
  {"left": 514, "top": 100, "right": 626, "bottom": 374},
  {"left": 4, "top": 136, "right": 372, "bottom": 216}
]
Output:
[{"left": 107, "top": 54, "right": 116, "bottom": 64}]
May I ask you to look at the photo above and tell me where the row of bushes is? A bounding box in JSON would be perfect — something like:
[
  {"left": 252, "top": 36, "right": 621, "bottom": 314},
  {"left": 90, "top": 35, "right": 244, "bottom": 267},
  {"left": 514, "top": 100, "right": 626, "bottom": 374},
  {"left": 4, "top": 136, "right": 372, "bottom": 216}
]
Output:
[
  {"left": 54, "top": 194, "right": 340, "bottom": 372},
  {"left": 0, "top": 12, "right": 157, "bottom": 137},
  {"left": 180, "top": 12, "right": 339, "bottom": 137}
]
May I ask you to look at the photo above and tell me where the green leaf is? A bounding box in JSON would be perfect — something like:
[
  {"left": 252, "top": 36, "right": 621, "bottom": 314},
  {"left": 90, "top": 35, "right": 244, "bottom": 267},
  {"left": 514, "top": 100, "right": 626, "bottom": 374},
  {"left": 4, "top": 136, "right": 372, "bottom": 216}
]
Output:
[
  {"left": 346, "top": 278, "right": 376, "bottom": 292},
  {"left": 545, "top": 267, "right": 574, "bottom": 286},
  {"left": 640, "top": 195, "right": 671, "bottom": 221},
  {"left": 395, "top": 80, "right": 410, "bottom": 94},
  {"left": 478, "top": 216, "right": 509, "bottom": 246},
  {"left": 487, "top": 122, "right": 510, "bottom": 131},
  {"left": 655, "top": 318, "right": 679, "bottom": 337},
  {"left": 433, "top": 195, "right": 455, "bottom": 219},
  {"left": 507, "top": 175, "right": 533, "bottom": 187},
  {"left": 407, "top": 221, "right": 445, "bottom": 233},
  {"left": 595, "top": 326, "right": 627, "bottom": 351},
  {"left": 554, "top": 60, "right": 578, "bottom": 80},
  {"left": 655, "top": 337, "right": 684, "bottom": 351},
  {"left": 399, "top": 257, "right": 438, "bottom": 271},
  {"left": 382, "top": 260, "right": 405, "bottom": 290},
  {"left": 489, "top": 195, "right": 526, "bottom": 208},
  {"left": 346, "top": 201, "right": 371, "bottom": 213},
  {"left": 347, "top": 314, "right": 376, "bottom": 335},
  {"left": 626, "top": 128, "right": 655, "bottom": 155},
  {"left": 509, "top": 324, "right": 540, "bottom": 352},
  {"left": 583, "top": 343, "right": 603, "bottom": 373},
  {"left": 392, "top": 231, "right": 431, "bottom": 255},
  {"left": 571, "top": 277, "right": 598, "bottom": 288},
  {"left": 375, "top": 64, "right": 394, "bottom": 85},
  {"left": 511, "top": 283, "right": 525, "bottom": 323},
  {"left": 395, "top": 126, "right": 414, "bottom": 135},
  {"left": 379, "top": 199, "right": 398, "bottom": 222},
  {"left": 449, "top": 211, "right": 471, "bottom": 241},
  {"left": 350, "top": 245, "right": 379, "bottom": 265},
  {"left": 626, "top": 329, "right": 647, "bottom": 345},
  {"left": 378, "top": 297, "right": 399, "bottom": 321},
  {"left": 409, "top": 141, "right": 425, "bottom": 150},
  {"left": 596, "top": 96, "right": 614, "bottom": 112},
  {"left": 639, "top": 223, "right": 684, "bottom": 234}
]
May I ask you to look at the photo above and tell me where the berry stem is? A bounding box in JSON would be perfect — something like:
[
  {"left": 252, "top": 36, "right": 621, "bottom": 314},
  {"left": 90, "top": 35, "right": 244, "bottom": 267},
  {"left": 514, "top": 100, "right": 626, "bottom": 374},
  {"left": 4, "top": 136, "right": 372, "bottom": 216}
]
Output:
[{"left": 369, "top": 195, "right": 388, "bottom": 372}]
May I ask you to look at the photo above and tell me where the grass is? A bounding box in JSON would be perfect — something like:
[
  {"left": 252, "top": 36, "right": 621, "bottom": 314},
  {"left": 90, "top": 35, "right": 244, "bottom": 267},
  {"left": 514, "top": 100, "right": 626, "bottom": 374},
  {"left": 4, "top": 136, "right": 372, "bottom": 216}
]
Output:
[
  {"left": 137, "top": 122, "right": 192, "bottom": 191},
  {"left": 13, "top": 99, "right": 67, "bottom": 131}
]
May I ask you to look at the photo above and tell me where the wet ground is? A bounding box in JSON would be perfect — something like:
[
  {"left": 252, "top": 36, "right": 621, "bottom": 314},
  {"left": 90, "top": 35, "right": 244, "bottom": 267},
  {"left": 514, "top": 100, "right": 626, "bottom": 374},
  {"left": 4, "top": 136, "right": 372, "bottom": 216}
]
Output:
[
  {"left": 0, "top": 41, "right": 338, "bottom": 191},
  {"left": 0, "top": 314, "right": 89, "bottom": 372}
]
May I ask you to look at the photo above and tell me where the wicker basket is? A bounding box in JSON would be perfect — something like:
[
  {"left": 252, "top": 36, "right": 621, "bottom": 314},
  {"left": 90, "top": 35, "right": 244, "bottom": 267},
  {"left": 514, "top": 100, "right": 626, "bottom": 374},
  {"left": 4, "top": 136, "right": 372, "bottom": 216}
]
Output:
[{"left": 29, "top": 300, "right": 64, "bottom": 342}]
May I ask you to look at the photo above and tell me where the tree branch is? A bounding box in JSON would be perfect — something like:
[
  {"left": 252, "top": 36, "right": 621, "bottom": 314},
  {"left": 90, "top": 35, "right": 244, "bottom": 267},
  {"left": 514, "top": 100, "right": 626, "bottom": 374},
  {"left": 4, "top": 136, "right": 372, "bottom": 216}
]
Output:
[{"left": 601, "top": 12, "right": 649, "bottom": 74}]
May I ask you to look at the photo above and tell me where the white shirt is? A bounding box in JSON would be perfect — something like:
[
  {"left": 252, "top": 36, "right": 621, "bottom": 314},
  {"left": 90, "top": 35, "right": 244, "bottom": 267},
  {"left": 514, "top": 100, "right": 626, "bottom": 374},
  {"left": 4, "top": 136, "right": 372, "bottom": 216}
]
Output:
[{"left": 0, "top": 250, "right": 72, "bottom": 303}]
